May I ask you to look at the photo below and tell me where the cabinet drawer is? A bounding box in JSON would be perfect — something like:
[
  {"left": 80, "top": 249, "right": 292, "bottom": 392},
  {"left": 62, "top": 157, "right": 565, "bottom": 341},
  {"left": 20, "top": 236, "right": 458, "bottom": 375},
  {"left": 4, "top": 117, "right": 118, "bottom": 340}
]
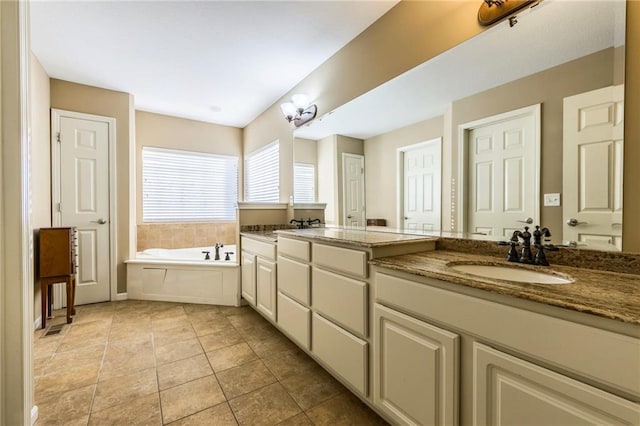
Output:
[
  {"left": 277, "top": 292, "right": 310, "bottom": 350},
  {"left": 312, "top": 313, "right": 368, "bottom": 396},
  {"left": 474, "top": 342, "right": 640, "bottom": 425},
  {"left": 313, "top": 243, "right": 367, "bottom": 278},
  {"left": 313, "top": 267, "right": 367, "bottom": 337},
  {"left": 278, "top": 237, "right": 310, "bottom": 262},
  {"left": 277, "top": 256, "right": 310, "bottom": 306},
  {"left": 241, "top": 237, "right": 276, "bottom": 261}
]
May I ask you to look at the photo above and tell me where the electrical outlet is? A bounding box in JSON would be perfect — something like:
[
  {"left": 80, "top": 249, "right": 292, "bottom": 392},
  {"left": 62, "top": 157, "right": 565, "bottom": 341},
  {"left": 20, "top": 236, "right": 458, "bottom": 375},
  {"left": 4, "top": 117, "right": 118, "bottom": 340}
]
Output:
[{"left": 544, "top": 193, "right": 561, "bottom": 207}]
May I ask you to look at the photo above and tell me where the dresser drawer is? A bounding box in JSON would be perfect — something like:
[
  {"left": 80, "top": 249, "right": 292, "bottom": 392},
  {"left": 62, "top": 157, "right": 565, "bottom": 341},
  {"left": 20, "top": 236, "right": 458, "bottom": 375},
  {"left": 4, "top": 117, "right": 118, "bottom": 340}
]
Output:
[
  {"left": 312, "top": 267, "right": 367, "bottom": 337},
  {"left": 241, "top": 236, "right": 276, "bottom": 261},
  {"left": 313, "top": 243, "right": 367, "bottom": 278},
  {"left": 277, "top": 292, "right": 311, "bottom": 350},
  {"left": 277, "top": 256, "right": 310, "bottom": 306},
  {"left": 312, "top": 313, "right": 368, "bottom": 396},
  {"left": 278, "top": 237, "right": 310, "bottom": 262}
]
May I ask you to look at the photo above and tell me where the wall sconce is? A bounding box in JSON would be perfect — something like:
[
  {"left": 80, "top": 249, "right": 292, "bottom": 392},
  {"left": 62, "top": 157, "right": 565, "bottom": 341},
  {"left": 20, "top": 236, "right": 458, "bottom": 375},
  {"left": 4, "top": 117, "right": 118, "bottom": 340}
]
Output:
[
  {"left": 280, "top": 94, "right": 318, "bottom": 127},
  {"left": 478, "top": 0, "right": 540, "bottom": 27}
]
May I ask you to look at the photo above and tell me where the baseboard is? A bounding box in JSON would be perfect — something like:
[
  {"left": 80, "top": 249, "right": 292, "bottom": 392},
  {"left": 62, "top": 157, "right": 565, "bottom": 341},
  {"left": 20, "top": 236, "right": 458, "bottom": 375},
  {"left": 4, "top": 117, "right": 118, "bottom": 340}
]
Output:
[
  {"left": 116, "top": 292, "right": 128, "bottom": 301},
  {"left": 34, "top": 316, "right": 42, "bottom": 331},
  {"left": 31, "top": 405, "right": 39, "bottom": 425}
]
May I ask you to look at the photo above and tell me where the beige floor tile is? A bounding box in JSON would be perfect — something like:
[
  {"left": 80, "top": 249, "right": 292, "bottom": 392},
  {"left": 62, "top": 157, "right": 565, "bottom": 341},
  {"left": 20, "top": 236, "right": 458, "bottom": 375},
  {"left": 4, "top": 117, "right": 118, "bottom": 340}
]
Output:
[
  {"left": 108, "top": 329, "right": 153, "bottom": 343},
  {"left": 155, "top": 337, "right": 204, "bottom": 366},
  {"left": 157, "top": 354, "right": 213, "bottom": 390},
  {"left": 99, "top": 352, "right": 155, "bottom": 382},
  {"left": 35, "top": 363, "right": 101, "bottom": 403},
  {"left": 262, "top": 348, "right": 318, "bottom": 381},
  {"left": 305, "top": 392, "right": 389, "bottom": 426},
  {"left": 64, "top": 320, "right": 111, "bottom": 339},
  {"left": 33, "top": 336, "right": 63, "bottom": 358},
  {"left": 206, "top": 342, "right": 257, "bottom": 373},
  {"left": 216, "top": 359, "right": 277, "bottom": 400},
  {"left": 153, "top": 324, "right": 197, "bottom": 347},
  {"left": 280, "top": 367, "right": 345, "bottom": 410},
  {"left": 57, "top": 333, "right": 109, "bottom": 353},
  {"left": 236, "top": 322, "right": 281, "bottom": 341},
  {"left": 226, "top": 310, "right": 267, "bottom": 331},
  {"left": 151, "top": 304, "right": 185, "bottom": 320},
  {"left": 183, "top": 303, "right": 222, "bottom": 316},
  {"left": 104, "top": 339, "right": 154, "bottom": 362},
  {"left": 34, "top": 354, "right": 52, "bottom": 379},
  {"left": 228, "top": 382, "right": 301, "bottom": 426},
  {"left": 88, "top": 393, "right": 162, "bottom": 426},
  {"left": 151, "top": 315, "right": 191, "bottom": 331},
  {"left": 191, "top": 316, "right": 234, "bottom": 337},
  {"left": 92, "top": 367, "right": 158, "bottom": 412},
  {"left": 37, "top": 414, "right": 89, "bottom": 426},
  {"left": 167, "top": 402, "right": 238, "bottom": 425},
  {"left": 198, "top": 327, "right": 243, "bottom": 352},
  {"left": 36, "top": 384, "right": 95, "bottom": 425},
  {"left": 160, "top": 375, "right": 226, "bottom": 424},
  {"left": 246, "top": 334, "right": 298, "bottom": 358},
  {"left": 276, "top": 413, "right": 314, "bottom": 426}
]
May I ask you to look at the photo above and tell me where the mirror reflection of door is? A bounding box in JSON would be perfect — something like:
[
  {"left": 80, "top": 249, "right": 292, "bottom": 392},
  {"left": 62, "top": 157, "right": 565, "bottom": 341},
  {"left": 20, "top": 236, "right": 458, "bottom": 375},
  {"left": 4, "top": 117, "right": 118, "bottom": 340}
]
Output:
[
  {"left": 400, "top": 138, "right": 441, "bottom": 232},
  {"left": 563, "top": 85, "right": 623, "bottom": 250},
  {"left": 463, "top": 105, "right": 540, "bottom": 238},
  {"left": 342, "top": 153, "right": 365, "bottom": 227}
]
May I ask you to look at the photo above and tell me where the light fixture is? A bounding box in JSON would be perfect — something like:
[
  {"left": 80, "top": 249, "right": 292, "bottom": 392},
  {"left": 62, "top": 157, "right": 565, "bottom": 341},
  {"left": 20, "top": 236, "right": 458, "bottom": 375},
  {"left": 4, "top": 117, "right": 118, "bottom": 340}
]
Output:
[
  {"left": 478, "top": 0, "right": 541, "bottom": 27},
  {"left": 280, "top": 94, "right": 317, "bottom": 127}
]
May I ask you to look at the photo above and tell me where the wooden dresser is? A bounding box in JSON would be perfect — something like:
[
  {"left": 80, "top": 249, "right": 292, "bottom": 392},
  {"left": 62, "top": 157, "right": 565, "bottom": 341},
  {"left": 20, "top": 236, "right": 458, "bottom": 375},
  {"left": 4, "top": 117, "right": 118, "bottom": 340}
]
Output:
[{"left": 38, "top": 227, "right": 77, "bottom": 328}]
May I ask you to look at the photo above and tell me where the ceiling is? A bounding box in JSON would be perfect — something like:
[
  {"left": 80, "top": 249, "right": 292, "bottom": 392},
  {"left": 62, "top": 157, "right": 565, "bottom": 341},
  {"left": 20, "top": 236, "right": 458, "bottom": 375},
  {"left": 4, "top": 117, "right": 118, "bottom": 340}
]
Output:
[
  {"left": 30, "top": 0, "right": 398, "bottom": 128},
  {"left": 294, "top": 0, "right": 626, "bottom": 140}
]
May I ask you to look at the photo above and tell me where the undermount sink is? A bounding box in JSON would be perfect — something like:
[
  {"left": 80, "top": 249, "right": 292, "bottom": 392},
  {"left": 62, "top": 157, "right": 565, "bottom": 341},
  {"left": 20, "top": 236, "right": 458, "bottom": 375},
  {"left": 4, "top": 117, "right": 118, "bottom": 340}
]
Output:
[{"left": 448, "top": 263, "right": 573, "bottom": 285}]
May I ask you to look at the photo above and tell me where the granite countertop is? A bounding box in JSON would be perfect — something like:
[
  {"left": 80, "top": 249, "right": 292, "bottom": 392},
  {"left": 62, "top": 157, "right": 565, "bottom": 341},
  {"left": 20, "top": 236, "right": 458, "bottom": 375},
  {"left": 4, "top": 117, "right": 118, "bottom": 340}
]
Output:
[
  {"left": 370, "top": 250, "right": 640, "bottom": 325},
  {"left": 275, "top": 228, "right": 438, "bottom": 248},
  {"left": 240, "top": 231, "right": 278, "bottom": 243}
]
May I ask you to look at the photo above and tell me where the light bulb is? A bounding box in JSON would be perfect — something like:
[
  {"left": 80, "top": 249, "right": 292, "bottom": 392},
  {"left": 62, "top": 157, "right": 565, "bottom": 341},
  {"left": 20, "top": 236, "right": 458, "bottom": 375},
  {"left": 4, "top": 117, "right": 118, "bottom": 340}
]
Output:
[
  {"left": 280, "top": 102, "right": 296, "bottom": 118},
  {"left": 291, "top": 94, "right": 309, "bottom": 110}
]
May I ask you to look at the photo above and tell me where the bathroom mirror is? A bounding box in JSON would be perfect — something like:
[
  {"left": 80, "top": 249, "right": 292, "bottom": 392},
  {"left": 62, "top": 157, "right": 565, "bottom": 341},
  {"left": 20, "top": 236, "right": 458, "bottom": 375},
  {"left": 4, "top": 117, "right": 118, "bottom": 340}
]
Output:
[{"left": 293, "top": 1, "right": 626, "bottom": 251}]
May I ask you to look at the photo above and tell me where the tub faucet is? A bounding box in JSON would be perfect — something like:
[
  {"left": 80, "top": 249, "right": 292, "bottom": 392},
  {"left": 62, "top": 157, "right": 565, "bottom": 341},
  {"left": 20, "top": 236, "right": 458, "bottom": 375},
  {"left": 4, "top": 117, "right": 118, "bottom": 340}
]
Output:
[
  {"left": 214, "top": 243, "right": 223, "bottom": 261},
  {"left": 202, "top": 251, "right": 210, "bottom": 260}
]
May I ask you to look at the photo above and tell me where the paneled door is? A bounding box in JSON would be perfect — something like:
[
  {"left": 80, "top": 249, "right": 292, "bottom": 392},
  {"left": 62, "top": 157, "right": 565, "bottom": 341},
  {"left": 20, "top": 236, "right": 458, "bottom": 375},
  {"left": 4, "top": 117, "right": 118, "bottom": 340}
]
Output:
[
  {"left": 563, "top": 85, "right": 623, "bottom": 250},
  {"left": 402, "top": 138, "right": 441, "bottom": 232},
  {"left": 466, "top": 106, "right": 539, "bottom": 238},
  {"left": 53, "top": 109, "right": 112, "bottom": 305},
  {"left": 342, "top": 153, "right": 365, "bottom": 227}
]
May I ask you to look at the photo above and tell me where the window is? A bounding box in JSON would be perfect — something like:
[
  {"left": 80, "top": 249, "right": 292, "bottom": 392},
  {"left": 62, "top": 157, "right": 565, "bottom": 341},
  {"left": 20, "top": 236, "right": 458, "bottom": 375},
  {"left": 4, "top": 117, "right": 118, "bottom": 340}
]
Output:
[
  {"left": 294, "top": 163, "right": 316, "bottom": 203},
  {"left": 142, "top": 147, "right": 238, "bottom": 222},
  {"left": 245, "top": 141, "right": 279, "bottom": 202}
]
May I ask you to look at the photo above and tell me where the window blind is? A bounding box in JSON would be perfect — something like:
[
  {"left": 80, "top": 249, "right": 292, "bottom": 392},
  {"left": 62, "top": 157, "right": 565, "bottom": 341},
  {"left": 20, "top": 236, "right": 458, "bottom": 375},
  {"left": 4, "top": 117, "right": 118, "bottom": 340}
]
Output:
[
  {"left": 294, "top": 163, "right": 315, "bottom": 203},
  {"left": 142, "top": 146, "right": 238, "bottom": 222},
  {"left": 245, "top": 141, "right": 279, "bottom": 202}
]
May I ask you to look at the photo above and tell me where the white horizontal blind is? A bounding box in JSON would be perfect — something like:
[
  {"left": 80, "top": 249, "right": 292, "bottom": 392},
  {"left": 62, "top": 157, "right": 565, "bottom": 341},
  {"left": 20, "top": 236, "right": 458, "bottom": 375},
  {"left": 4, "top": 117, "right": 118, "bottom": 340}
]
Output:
[
  {"left": 294, "top": 163, "right": 315, "bottom": 203},
  {"left": 143, "top": 146, "right": 238, "bottom": 222},
  {"left": 245, "top": 141, "right": 279, "bottom": 202}
]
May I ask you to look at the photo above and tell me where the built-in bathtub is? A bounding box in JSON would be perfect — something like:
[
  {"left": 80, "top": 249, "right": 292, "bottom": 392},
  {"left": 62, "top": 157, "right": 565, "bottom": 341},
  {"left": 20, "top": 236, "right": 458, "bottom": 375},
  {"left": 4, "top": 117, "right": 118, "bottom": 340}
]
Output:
[{"left": 126, "top": 245, "right": 240, "bottom": 306}]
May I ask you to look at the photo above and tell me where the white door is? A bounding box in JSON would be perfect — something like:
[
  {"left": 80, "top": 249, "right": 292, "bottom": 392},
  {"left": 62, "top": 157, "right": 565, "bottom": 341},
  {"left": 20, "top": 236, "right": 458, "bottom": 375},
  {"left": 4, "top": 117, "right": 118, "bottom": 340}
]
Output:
[
  {"left": 467, "top": 107, "right": 539, "bottom": 238},
  {"left": 402, "top": 139, "right": 441, "bottom": 232},
  {"left": 563, "top": 85, "right": 623, "bottom": 250},
  {"left": 53, "top": 110, "right": 112, "bottom": 305},
  {"left": 342, "top": 153, "right": 365, "bottom": 227}
]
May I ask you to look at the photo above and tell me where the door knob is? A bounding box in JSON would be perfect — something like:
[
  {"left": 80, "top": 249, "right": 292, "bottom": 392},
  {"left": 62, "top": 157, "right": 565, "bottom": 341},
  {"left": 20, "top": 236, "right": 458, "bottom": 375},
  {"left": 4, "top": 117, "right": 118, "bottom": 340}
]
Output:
[
  {"left": 347, "top": 215, "right": 353, "bottom": 219},
  {"left": 92, "top": 218, "right": 107, "bottom": 225},
  {"left": 566, "top": 218, "right": 586, "bottom": 227},
  {"left": 517, "top": 217, "right": 533, "bottom": 224}
]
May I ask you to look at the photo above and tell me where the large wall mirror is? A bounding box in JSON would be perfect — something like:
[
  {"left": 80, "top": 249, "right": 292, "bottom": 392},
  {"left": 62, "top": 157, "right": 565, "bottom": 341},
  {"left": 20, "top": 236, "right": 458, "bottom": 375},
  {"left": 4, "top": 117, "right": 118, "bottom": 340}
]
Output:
[{"left": 293, "top": 1, "right": 626, "bottom": 252}]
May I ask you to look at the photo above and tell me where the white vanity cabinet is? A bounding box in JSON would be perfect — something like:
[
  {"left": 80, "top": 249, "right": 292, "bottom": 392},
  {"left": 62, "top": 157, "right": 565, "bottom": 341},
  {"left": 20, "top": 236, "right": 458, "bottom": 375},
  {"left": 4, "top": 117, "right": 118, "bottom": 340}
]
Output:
[
  {"left": 373, "top": 269, "right": 640, "bottom": 426},
  {"left": 240, "top": 236, "right": 277, "bottom": 321},
  {"left": 277, "top": 237, "right": 311, "bottom": 349},
  {"left": 373, "top": 303, "right": 459, "bottom": 426}
]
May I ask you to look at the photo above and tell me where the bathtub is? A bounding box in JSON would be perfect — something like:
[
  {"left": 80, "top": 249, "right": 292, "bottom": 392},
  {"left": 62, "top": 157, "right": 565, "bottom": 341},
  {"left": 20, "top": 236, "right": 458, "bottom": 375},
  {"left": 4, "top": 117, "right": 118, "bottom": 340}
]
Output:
[{"left": 126, "top": 245, "right": 240, "bottom": 306}]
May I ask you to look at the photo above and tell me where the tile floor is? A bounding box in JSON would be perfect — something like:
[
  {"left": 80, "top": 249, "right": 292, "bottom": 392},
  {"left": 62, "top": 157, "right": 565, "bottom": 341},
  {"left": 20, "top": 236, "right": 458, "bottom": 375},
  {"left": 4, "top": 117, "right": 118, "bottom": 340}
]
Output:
[{"left": 33, "top": 300, "right": 389, "bottom": 425}]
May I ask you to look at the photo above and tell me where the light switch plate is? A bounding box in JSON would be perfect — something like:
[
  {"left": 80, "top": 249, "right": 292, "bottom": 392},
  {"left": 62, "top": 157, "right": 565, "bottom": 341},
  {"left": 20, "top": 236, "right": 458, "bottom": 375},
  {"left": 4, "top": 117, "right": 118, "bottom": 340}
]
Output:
[{"left": 544, "top": 193, "right": 561, "bottom": 206}]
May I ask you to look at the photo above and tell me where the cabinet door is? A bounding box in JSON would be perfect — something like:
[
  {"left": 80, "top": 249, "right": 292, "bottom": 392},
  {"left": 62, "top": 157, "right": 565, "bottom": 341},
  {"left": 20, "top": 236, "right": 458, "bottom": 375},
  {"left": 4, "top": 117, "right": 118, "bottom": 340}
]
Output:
[
  {"left": 374, "top": 304, "right": 459, "bottom": 426},
  {"left": 256, "top": 257, "right": 277, "bottom": 322},
  {"left": 241, "top": 251, "right": 256, "bottom": 306},
  {"left": 473, "top": 342, "right": 640, "bottom": 426}
]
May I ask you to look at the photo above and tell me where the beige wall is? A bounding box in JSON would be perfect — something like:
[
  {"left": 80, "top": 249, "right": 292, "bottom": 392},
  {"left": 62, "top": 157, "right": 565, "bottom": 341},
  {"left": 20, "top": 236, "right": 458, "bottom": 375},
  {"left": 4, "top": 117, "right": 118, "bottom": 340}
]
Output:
[
  {"left": 29, "top": 52, "right": 50, "bottom": 323},
  {"left": 365, "top": 115, "right": 445, "bottom": 228},
  {"left": 451, "top": 48, "right": 617, "bottom": 241},
  {"left": 624, "top": 2, "right": 640, "bottom": 252},
  {"left": 317, "top": 135, "right": 337, "bottom": 225},
  {"left": 137, "top": 222, "right": 236, "bottom": 251},
  {"left": 50, "top": 79, "right": 133, "bottom": 293},
  {"left": 134, "top": 110, "right": 242, "bottom": 223}
]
